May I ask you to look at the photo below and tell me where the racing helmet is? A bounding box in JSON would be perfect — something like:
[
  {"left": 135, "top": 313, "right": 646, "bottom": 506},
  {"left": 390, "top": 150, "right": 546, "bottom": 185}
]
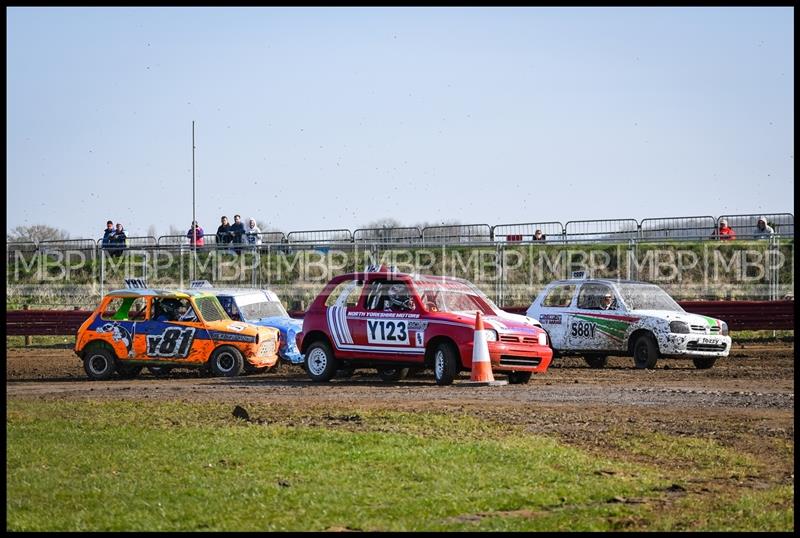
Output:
[
  {"left": 159, "top": 298, "right": 182, "bottom": 319},
  {"left": 386, "top": 284, "right": 412, "bottom": 310}
]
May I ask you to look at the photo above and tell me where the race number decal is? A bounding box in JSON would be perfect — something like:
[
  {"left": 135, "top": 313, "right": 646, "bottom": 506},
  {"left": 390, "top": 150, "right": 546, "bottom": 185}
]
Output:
[
  {"left": 570, "top": 321, "right": 596, "bottom": 339},
  {"left": 147, "top": 327, "right": 196, "bottom": 358},
  {"left": 366, "top": 320, "right": 409, "bottom": 345}
]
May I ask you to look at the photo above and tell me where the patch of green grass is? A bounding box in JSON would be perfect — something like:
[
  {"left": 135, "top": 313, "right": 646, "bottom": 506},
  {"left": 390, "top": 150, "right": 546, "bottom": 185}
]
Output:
[
  {"left": 729, "top": 330, "right": 794, "bottom": 343},
  {"left": 6, "top": 400, "right": 793, "bottom": 531}
]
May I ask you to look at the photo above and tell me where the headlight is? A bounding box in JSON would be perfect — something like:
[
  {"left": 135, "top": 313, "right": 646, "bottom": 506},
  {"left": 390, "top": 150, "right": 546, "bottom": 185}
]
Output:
[
  {"left": 538, "top": 332, "right": 547, "bottom": 347},
  {"left": 720, "top": 321, "right": 728, "bottom": 336},
  {"left": 482, "top": 330, "right": 498, "bottom": 342},
  {"left": 669, "top": 321, "right": 690, "bottom": 334}
]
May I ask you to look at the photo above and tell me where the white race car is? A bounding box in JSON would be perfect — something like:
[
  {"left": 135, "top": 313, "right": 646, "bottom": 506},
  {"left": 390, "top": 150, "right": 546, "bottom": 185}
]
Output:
[{"left": 526, "top": 275, "right": 731, "bottom": 369}]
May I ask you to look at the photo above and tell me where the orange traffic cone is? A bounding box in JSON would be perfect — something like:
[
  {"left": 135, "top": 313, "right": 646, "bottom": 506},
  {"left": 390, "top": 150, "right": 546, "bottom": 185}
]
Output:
[{"left": 464, "top": 311, "right": 507, "bottom": 386}]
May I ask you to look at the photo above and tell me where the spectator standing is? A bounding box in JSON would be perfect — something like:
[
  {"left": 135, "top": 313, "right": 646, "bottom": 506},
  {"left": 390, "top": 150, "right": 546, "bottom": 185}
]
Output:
[
  {"left": 230, "top": 214, "right": 246, "bottom": 252},
  {"left": 101, "top": 220, "right": 115, "bottom": 249},
  {"left": 216, "top": 216, "right": 233, "bottom": 251},
  {"left": 245, "top": 218, "right": 262, "bottom": 247},
  {"left": 713, "top": 219, "right": 736, "bottom": 240},
  {"left": 754, "top": 216, "right": 775, "bottom": 239},
  {"left": 533, "top": 229, "right": 547, "bottom": 241},
  {"left": 109, "top": 223, "right": 127, "bottom": 257},
  {"left": 187, "top": 221, "right": 205, "bottom": 247}
]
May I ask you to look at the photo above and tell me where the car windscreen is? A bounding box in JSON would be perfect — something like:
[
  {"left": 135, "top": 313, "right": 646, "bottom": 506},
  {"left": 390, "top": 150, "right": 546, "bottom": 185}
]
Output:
[
  {"left": 617, "top": 284, "right": 684, "bottom": 312},
  {"left": 194, "top": 296, "right": 230, "bottom": 322},
  {"left": 414, "top": 278, "right": 495, "bottom": 315},
  {"left": 239, "top": 299, "right": 288, "bottom": 320}
]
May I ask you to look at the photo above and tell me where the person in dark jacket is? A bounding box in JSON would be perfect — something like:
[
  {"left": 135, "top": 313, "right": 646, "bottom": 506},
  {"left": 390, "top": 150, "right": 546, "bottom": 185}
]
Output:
[
  {"left": 109, "top": 223, "right": 127, "bottom": 257},
  {"left": 216, "top": 216, "right": 234, "bottom": 251},
  {"left": 230, "top": 214, "right": 246, "bottom": 253},
  {"left": 101, "top": 220, "right": 115, "bottom": 249}
]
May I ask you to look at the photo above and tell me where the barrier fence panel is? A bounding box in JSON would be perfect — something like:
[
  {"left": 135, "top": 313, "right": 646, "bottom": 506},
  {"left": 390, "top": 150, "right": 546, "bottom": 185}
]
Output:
[
  {"left": 257, "top": 231, "right": 286, "bottom": 244},
  {"left": 38, "top": 239, "right": 98, "bottom": 251},
  {"left": 564, "top": 219, "right": 640, "bottom": 243},
  {"left": 95, "top": 236, "right": 158, "bottom": 248},
  {"left": 421, "top": 224, "right": 492, "bottom": 244},
  {"left": 639, "top": 216, "right": 717, "bottom": 241},
  {"left": 157, "top": 234, "right": 218, "bottom": 248},
  {"left": 7, "top": 241, "right": 38, "bottom": 253},
  {"left": 286, "top": 229, "right": 353, "bottom": 244},
  {"left": 717, "top": 213, "right": 794, "bottom": 240},
  {"left": 353, "top": 227, "right": 422, "bottom": 243},
  {"left": 492, "top": 222, "right": 564, "bottom": 243}
]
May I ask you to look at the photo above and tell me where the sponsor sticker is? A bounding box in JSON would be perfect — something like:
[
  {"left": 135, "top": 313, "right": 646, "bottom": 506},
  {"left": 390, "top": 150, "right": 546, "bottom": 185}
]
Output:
[{"left": 539, "top": 314, "right": 562, "bottom": 325}]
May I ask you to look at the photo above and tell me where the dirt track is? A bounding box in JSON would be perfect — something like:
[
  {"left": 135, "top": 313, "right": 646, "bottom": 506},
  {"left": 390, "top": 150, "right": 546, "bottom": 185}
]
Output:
[
  {"left": 6, "top": 342, "right": 794, "bottom": 411},
  {"left": 7, "top": 342, "right": 794, "bottom": 484}
]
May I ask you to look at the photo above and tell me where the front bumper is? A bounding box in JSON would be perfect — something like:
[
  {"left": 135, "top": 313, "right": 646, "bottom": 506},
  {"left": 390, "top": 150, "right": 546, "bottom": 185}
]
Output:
[
  {"left": 485, "top": 341, "right": 553, "bottom": 374},
  {"left": 662, "top": 334, "right": 732, "bottom": 358}
]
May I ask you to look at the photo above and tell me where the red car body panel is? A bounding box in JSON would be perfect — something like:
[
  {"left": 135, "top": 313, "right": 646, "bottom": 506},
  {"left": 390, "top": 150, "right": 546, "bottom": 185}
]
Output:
[{"left": 298, "top": 271, "right": 552, "bottom": 374}]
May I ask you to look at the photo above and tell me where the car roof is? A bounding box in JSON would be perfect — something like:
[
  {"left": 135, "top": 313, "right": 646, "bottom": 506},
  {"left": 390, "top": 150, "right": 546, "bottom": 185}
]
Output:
[
  {"left": 546, "top": 278, "right": 653, "bottom": 287},
  {"left": 337, "top": 271, "right": 468, "bottom": 284},
  {"left": 106, "top": 288, "right": 212, "bottom": 298}
]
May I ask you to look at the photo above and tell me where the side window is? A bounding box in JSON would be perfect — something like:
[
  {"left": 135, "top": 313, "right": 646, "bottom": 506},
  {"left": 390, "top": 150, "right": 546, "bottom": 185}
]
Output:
[
  {"left": 101, "top": 297, "right": 147, "bottom": 321},
  {"left": 101, "top": 297, "right": 125, "bottom": 320},
  {"left": 542, "top": 285, "right": 576, "bottom": 307},
  {"left": 365, "top": 281, "right": 415, "bottom": 312},
  {"left": 577, "top": 284, "right": 614, "bottom": 310},
  {"left": 324, "top": 280, "right": 364, "bottom": 308},
  {"left": 217, "top": 296, "right": 240, "bottom": 321},
  {"left": 152, "top": 297, "right": 196, "bottom": 322}
]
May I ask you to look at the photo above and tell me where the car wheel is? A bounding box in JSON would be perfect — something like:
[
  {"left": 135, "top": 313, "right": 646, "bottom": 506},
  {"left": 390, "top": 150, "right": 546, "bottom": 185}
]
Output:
[
  {"left": 147, "top": 365, "right": 172, "bottom": 377},
  {"left": 377, "top": 367, "right": 409, "bottom": 382},
  {"left": 507, "top": 371, "right": 532, "bottom": 384},
  {"left": 692, "top": 357, "right": 717, "bottom": 369},
  {"left": 83, "top": 347, "right": 117, "bottom": 381},
  {"left": 305, "top": 341, "right": 339, "bottom": 382},
  {"left": 633, "top": 334, "right": 659, "bottom": 369},
  {"left": 583, "top": 355, "right": 608, "bottom": 369},
  {"left": 117, "top": 363, "right": 142, "bottom": 379},
  {"left": 209, "top": 345, "right": 245, "bottom": 377},
  {"left": 432, "top": 342, "right": 458, "bottom": 386}
]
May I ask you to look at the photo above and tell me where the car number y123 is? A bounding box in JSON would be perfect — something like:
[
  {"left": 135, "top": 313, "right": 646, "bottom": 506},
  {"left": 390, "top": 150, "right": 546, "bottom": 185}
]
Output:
[{"left": 367, "top": 320, "right": 409, "bottom": 345}]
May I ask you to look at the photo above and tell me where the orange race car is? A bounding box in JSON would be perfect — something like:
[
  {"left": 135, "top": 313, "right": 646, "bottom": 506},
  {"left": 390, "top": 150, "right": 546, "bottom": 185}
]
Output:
[{"left": 75, "top": 280, "right": 280, "bottom": 380}]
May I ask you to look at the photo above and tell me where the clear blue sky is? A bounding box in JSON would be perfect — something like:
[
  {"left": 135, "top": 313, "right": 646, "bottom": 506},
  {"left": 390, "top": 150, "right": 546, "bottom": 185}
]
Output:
[{"left": 6, "top": 6, "right": 794, "bottom": 239}]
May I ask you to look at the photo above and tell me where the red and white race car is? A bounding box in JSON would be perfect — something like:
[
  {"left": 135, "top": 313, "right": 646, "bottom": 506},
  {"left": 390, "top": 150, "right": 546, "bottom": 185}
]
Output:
[{"left": 296, "top": 267, "right": 553, "bottom": 385}]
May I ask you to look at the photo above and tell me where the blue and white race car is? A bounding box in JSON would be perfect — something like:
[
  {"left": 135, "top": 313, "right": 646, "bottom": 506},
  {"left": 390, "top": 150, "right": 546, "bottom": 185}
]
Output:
[{"left": 190, "top": 282, "right": 304, "bottom": 365}]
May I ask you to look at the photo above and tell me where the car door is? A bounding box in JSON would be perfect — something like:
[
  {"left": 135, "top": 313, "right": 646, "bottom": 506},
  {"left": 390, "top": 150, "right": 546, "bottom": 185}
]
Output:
[
  {"left": 344, "top": 279, "right": 421, "bottom": 361},
  {"left": 533, "top": 283, "right": 577, "bottom": 351},
  {"left": 567, "top": 283, "right": 626, "bottom": 352},
  {"left": 135, "top": 297, "right": 208, "bottom": 362}
]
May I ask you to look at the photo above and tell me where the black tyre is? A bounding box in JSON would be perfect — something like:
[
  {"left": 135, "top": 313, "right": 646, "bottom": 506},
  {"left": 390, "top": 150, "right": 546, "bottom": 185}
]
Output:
[
  {"left": 377, "top": 367, "right": 409, "bottom": 382},
  {"left": 147, "top": 365, "right": 172, "bottom": 377},
  {"left": 633, "top": 334, "right": 659, "bottom": 369},
  {"left": 507, "top": 371, "right": 532, "bottom": 384},
  {"left": 692, "top": 357, "right": 717, "bottom": 369},
  {"left": 432, "top": 342, "right": 459, "bottom": 386},
  {"left": 305, "top": 340, "right": 339, "bottom": 382},
  {"left": 83, "top": 346, "right": 117, "bottom": 381},
  {"left": 584, "top": 355, "right": 608, "bottom": 369},
  {"left": 117, "top": 363, "right": 142, "bottom": 379},
  {"left": 209, "top": 345, "right": 245, "bottom": 377}
]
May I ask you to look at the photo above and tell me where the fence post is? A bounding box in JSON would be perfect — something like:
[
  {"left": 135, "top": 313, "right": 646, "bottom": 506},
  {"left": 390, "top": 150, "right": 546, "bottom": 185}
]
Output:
[{"left": 23, "top": 304, "right": 32, "bottom": 346}]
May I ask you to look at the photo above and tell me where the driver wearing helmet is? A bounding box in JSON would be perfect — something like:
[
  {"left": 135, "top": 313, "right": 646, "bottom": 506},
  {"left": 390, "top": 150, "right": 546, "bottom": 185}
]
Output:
[
  {"left": 384, "top": 283, "right": 414, "bottom": 311},
  {"left": 155, "top": 298, "right": 183, "bottom": 322}
]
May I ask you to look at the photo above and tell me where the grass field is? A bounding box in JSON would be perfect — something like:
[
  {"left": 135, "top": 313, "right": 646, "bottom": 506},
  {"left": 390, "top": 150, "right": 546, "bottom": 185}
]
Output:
[{"left": 6, "top": 400, "right": 793, "bottom": 531}]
